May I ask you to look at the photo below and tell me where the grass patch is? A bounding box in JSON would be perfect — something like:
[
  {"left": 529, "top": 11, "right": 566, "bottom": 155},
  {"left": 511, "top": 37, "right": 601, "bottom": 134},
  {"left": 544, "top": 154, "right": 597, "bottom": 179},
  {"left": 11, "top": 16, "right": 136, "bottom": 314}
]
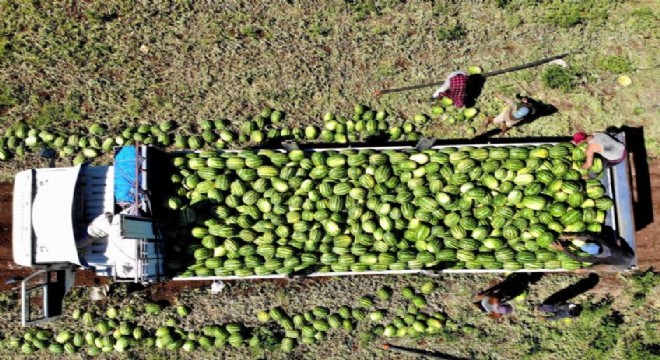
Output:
[
  {"left": 436, "top": 24, "right": 466, "bottom": 42},
  {"left": 629, "top": 269, "right": 660, "bottom": 307},
  {"left": 544, "top": 0, "right": 612, "bottom": 28},
  {"left": 598, "top": 55, "right": 634, "bottom": 74},
  {"left": 629, "top": 6, "right": 659, "bottom": 33},
  {"left": 541, "top": 65, "right": 581, "bottom": 92},
  {"left": 0, "top": 82, "right": 18, "bottom": 108},
  {"left": 588, "top": 312, "right": 622, "bottom": 358},
  {"left": 627, "top": 340, "right": 660, "bottom": 360}
]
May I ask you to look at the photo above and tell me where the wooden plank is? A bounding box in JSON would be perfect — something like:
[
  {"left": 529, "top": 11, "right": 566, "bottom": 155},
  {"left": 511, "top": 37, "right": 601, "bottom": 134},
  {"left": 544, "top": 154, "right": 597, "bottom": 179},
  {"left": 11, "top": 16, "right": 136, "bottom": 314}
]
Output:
[{"left": 82, "top": 166, "right": 115, "bottom": 216}]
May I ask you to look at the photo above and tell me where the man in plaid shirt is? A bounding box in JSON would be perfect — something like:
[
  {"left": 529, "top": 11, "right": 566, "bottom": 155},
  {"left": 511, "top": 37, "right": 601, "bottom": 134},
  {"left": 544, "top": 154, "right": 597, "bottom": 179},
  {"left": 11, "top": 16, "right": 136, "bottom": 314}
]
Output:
[{"left": 431, "top": 70, "right": 468, "bottom": 107}]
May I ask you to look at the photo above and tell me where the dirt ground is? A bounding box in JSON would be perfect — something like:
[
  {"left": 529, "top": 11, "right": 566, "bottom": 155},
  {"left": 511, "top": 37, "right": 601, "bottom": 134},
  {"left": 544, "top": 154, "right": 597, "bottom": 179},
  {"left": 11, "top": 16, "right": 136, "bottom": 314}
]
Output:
[
  {"left": 632, "top": 159, "right": 660, "bottom": 269},
  {"left": 0, "top": 182, "right": 31, "bottom": 291},
  {"left": 0, "top": 160, "right": 658, "bottom": 297}
]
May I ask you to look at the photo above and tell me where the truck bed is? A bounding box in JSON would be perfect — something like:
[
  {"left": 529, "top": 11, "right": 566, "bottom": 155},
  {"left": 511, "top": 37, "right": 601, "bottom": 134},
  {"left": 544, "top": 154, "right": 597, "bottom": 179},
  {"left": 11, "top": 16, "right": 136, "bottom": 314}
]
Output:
[{"left": 172, "top": 137, "right": 637, "bottom": 281}]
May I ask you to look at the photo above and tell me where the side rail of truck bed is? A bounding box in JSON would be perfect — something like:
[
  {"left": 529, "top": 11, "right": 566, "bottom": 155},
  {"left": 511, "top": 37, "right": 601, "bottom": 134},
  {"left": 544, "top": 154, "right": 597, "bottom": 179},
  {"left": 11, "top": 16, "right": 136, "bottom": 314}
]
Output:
[
  {"left": 611, "top": 134, "right": 636, "bottom": 266},
  {"left": 172, "top": 137, "right": 637, "bottom": 281}
]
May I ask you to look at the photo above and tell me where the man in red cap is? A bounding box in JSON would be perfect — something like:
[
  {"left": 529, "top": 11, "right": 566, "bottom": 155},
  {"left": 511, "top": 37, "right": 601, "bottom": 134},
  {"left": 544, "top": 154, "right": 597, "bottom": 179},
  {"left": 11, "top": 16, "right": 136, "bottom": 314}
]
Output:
[
  {"left": 572, "top": 132, "right": 627, "bottom": 169},
  {"left": 431, "top": 70, "right": 468, "bottom": 107}
]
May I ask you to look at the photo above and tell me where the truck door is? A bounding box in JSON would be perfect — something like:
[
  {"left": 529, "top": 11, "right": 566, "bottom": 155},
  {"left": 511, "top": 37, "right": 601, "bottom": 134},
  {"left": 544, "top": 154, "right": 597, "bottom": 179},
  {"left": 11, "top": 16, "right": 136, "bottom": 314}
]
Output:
[{"left": 20, "top": 267, "right": 74, "bottom": 326}]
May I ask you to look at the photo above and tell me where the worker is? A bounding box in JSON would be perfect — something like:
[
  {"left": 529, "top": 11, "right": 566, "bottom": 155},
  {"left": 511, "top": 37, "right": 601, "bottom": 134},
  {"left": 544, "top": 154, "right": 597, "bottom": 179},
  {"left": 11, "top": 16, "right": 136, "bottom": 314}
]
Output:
[
  {"left": 485, "top": 93, "right": 536, "bottom": 134},
  {"left": 474, "top": 292, "right": 514, "bottom": 320},
  {"left": 571, "top": 132, "right": 627, "bottom": 169},
  {"left": 536, "top": 303, "right": 582, "bottom": 321},
  {"left": 551, "top": 233, "right": 635, "bottom": 272},
  {"left": 77, "top": 212, "right": 114, "bottom": 251},
  {"left": 431, "top": 70, "right": 468, "bottom": 107}
]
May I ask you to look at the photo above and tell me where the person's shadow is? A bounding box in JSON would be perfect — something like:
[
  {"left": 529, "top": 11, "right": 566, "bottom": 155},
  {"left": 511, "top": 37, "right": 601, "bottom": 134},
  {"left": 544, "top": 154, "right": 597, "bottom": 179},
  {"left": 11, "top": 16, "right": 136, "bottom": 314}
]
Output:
[
  {"left": 465, "top": 74, "right": 486, "bottom": 108},
  {"left": 510, "top": 95, "right": 558, "bottom": 129},
  {"left": 541, "top": 273, "right": 600, "bottom": 305},
  {"left": 471, "top": 95, "right": 558, "bottom": 141},
  {"left": 478, "top": 273, "right": 544, "bottom": 302}
]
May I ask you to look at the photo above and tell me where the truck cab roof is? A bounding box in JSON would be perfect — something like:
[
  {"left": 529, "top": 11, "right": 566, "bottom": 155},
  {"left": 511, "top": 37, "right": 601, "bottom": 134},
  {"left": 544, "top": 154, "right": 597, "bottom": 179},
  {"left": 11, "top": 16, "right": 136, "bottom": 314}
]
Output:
[{"left": 13, "top": 166, "right": 85, "bottom": 267}]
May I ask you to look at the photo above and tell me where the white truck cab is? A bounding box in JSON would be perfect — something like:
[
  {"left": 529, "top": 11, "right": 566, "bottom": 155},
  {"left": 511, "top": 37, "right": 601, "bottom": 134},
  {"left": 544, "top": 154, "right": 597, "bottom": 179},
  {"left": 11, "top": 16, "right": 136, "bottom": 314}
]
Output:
[{"left": 12, "top": 146, "right": 165, "bottom": 326}]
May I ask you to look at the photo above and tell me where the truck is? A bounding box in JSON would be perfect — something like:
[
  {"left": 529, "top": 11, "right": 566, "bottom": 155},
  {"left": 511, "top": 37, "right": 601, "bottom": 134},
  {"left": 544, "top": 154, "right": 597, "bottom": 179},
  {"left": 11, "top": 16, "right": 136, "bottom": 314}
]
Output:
[{"left": 11, "top": 136, "right": 638, "bottom": 326}]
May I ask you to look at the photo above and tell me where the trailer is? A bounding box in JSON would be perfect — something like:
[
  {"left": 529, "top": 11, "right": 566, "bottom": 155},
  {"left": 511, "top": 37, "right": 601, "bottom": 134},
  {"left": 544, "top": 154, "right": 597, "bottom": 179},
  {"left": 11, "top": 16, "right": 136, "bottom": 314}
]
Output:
[{"left": 11, "top": 136, "right": 637, "bottom": 326}]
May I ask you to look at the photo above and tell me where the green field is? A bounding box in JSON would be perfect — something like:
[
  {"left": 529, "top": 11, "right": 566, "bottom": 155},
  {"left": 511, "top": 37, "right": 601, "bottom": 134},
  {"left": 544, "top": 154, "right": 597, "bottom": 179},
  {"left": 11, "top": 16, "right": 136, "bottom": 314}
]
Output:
[
  {"left": 0, "top": 0, "right": 658, "bottom": 164},
  {"left": 0, "top": 0, "right": 659, "bottom": 359},
  {"left": 0, "top": 272, "right": 658, "bottom": 359}
]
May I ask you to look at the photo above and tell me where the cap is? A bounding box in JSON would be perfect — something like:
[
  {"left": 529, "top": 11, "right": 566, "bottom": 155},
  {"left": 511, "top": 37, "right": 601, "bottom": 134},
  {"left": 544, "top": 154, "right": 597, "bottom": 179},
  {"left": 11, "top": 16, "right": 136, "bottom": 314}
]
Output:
[
  {"left": 580, "top": 243, "right": 602, "bottom": 255},
  {"left": 512, "top": 106, "right": 530, "bottom": 119},
  {"left": 572, "top": 132, "right": 588, "bottom": 144},
  {"left": 497, "top": 304, "right": 513, "bottom": 315}
]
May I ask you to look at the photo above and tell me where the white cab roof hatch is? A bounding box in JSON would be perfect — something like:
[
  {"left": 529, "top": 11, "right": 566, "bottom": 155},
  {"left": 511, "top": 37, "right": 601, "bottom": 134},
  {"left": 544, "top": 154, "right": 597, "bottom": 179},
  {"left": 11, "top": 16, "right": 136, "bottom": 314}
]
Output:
[{"left": 13, "top": 166, "right": 82, "bottom": 267}]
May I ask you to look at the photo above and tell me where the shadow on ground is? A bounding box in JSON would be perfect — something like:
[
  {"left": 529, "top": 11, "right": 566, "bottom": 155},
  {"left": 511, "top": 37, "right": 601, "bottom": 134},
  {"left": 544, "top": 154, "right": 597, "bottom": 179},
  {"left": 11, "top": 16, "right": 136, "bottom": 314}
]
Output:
[
  {"left": 542, "top": 273, "right": 600, "bottom": 305},
  {"left": 478, "top": 273, "right": 544, "bottom": 302},
  {"left": 382, "top": 343, "right": 468, "bottom": 360},
  {"left": 607, "top": 126, "right": 654, "bottom": 230}
]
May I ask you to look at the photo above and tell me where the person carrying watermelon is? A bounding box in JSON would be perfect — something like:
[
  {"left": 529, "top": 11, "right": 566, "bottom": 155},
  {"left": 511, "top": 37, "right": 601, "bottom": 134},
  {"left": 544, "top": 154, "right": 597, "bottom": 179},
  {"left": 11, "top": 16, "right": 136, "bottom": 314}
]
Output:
[
  {"left": 485, "top": 93, "right": 536, "bottom": 134},
  {"left": 551, "top": 233, "right": 635, "bottom": 272},
  {"left": 571, "top": 132, "right": 627, "bottom": 170},
  {"left": 430, "top": 70, "right": 468, "bottom": 107},
  {"left": 474, "top": 293, "right": 514, "bottom": 320},
  {"left": 472, "top": 274, "right": 537, "bottom": 320},
  {"left": 536, "top": 303, "right": 582, "bottom": 321}
]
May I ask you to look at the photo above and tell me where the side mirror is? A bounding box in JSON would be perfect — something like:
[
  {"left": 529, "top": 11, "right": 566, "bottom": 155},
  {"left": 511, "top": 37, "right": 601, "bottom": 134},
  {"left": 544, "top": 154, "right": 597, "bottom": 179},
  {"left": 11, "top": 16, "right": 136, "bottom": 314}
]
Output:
[
  {"left": 40, "top": 148, "right": 56, "bottom": 168},
  {"left": 5, "top": 276, "right": 25, "bottom": 285}
]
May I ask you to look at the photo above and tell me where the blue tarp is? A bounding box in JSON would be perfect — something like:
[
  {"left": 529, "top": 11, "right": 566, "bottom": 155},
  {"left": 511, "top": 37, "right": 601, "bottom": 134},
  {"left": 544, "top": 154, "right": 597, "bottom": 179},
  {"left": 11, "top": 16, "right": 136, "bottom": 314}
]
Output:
[{"left": 114, "top": 147, "right": 142, "bottom": 205}]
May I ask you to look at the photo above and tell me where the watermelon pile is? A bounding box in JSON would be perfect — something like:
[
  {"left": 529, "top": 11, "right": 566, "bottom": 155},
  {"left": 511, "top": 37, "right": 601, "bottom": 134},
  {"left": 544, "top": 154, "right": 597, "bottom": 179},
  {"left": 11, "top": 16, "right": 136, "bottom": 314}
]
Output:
[
  {"left": 0, "top": 120, "right": 183, "bottom": 164},
  {"left": 431, "top": 101, "right": 481, "bottom": 126},
  {"left": 1, "top": 302, "right": 257, "bottom": 355},
  {"left": 254, "top": 282, "right": 449, "bottom": 352},
  {"left": 0, "top": 105, "right": 428, "bottom": 163},
  {"left": 380, "top": 283, "right": 449, "bottom": 338},
  {"left": 167, "top": 141, "right": 612, "bottom": 277},
  {"left": 319, "top": 106, "right": 422, "bottom": 143},
  {"left": 0, "top": 114, "right": 264, "bottom": 163},
  {"left": 1, "top": 280, "right": 459, "bottom": 355}
]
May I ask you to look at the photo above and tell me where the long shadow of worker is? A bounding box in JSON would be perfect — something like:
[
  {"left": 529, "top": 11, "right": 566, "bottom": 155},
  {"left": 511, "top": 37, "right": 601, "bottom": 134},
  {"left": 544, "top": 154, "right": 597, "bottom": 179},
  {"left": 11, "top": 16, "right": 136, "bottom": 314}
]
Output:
[
  {"left": 510, "top": 95, "right": 558, "bottom": 130},
  {"left": 478, "top": 273, "right": 544, "bottom": 302},
  {"left": 464, "top": 75, "right": 486, "bottom": 108},
  {"left": 541, "top": 273, "right": 600, "bottom": 305},
  {"left": 605, "top": 125, "right": 653, "bottom": 230},
  {"left": 471, "top": 95, "right": 558, "bottom": 141}
]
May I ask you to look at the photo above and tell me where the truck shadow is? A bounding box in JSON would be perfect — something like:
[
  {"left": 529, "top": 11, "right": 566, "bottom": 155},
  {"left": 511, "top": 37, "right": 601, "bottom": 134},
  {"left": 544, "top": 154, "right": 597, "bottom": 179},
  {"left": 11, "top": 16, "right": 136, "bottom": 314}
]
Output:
[{"left": 614, "top": 126, "right": 653, "bottom": 230}]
